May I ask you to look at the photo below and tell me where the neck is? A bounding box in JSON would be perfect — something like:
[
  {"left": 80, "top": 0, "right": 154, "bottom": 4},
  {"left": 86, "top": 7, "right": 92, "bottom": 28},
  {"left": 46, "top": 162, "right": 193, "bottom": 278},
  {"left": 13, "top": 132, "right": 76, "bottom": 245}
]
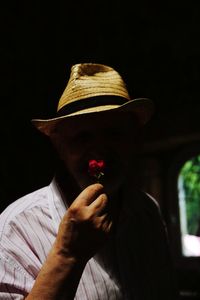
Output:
[{"left": 55, "top": 163, "right": 81, "bottom": 207}]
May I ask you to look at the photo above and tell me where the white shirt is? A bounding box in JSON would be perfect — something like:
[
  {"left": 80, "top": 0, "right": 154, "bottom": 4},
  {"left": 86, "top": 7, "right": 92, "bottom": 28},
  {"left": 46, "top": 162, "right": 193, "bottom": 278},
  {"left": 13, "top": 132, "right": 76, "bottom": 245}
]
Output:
[
  {"left": 0, "top": 179, "right": 174, "bottom": 299},
  {"left": 0, "top": 179, "right": 123, "bottom": 299}
]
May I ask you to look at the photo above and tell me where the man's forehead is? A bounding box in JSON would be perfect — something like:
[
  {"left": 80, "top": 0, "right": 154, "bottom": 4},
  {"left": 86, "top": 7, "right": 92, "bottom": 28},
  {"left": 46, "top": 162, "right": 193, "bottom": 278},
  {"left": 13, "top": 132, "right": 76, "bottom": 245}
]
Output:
[{"left": 56, "top": 111, "right": 136, "bottom": 134}]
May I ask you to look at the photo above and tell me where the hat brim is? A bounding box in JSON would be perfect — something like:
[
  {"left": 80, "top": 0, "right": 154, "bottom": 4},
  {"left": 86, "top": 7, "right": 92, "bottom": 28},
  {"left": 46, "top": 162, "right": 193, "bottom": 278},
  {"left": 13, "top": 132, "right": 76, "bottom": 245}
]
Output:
[{"left": 31, "top": 98, "right": 154, "bottom": 136}]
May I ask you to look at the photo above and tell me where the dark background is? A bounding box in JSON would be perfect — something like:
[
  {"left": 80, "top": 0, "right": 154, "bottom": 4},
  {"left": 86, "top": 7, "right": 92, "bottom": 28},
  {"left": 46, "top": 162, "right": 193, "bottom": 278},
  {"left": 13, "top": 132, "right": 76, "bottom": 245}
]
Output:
[
  {"left": 1, "top": 1, "right": 200, "bottom": 210},
  {"left": 1, "top": 2, "right": 200, "bottom": 297}
]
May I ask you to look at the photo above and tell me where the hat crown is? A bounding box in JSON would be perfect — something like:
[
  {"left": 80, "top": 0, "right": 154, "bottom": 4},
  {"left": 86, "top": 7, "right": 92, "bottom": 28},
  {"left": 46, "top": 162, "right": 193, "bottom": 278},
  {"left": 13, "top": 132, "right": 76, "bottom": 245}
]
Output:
[
  {"left": 57, "top": 63, "right": 131, "bottom": 111},
  {"left": 73, "top": 63, "right": 112, "bottom": 76},
  {"left": 32, "top": 63, "right": 154, "bottom": 136}
]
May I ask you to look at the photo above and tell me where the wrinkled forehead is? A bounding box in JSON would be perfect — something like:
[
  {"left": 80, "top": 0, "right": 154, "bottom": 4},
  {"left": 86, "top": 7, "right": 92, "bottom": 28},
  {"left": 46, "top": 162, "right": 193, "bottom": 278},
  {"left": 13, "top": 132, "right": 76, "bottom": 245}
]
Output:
[{"left": 52, "top": 110, "right": 140, "bottom": 137}]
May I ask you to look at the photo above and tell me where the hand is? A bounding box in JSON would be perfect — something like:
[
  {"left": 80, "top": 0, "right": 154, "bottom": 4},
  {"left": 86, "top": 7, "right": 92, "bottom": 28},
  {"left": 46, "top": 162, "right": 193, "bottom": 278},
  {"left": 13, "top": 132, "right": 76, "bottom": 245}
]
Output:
[{"left": 53, "top": 183, "right": 112, "bottom": 263}]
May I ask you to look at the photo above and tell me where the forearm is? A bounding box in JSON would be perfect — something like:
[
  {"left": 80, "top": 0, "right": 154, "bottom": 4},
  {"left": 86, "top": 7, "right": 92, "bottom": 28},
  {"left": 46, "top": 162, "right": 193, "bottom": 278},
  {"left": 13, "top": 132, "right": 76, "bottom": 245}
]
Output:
[
  {"left": 25, "top": 184, "right": 110, "bottom": 300},
  {"left": 26, "top": 249, "right": 86, "bottom": 300}
]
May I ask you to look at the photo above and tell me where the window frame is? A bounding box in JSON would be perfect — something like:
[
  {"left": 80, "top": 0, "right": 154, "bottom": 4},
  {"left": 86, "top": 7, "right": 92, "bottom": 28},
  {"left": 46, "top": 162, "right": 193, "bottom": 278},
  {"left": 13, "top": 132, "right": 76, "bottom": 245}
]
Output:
[{"left": 167, "top": 142, "right": 200, "bottom": 271}]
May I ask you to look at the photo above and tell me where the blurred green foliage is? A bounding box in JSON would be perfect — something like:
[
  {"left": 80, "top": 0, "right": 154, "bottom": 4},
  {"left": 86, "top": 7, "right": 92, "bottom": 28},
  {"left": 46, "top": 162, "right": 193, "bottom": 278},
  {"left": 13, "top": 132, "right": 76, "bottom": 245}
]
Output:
[{"left": 179, "top": 155, "right": 200, "bottom": 235}]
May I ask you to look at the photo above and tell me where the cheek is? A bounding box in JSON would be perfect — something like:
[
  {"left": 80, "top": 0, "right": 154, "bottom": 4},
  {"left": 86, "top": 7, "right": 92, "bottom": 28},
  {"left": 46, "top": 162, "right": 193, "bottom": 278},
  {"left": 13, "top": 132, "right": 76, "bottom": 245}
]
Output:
[
  {"left": 60, "top": 151, "right": 80, "bottom": 172},
  {"left": 61, "top": 149, "right": 87, "bottom": 179},
  {"left": 117, "top": 139, "right": 139, "bottom": 167},
  {"left": 53, "top": 138, "right": 78, "bottom": 170}
]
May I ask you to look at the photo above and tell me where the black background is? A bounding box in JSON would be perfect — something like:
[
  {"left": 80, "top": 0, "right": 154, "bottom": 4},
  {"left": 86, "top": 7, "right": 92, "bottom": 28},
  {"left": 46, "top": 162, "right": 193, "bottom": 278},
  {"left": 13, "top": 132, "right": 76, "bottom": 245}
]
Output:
[{"left": 1, "top": 1, "right": 200, "bottom": 211}]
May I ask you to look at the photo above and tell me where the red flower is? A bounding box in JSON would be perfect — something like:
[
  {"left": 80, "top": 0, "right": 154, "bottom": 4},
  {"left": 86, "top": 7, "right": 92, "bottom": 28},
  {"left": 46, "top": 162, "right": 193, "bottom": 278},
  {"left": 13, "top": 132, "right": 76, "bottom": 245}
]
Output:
[{"left": 88, "top": 159, "right": 105, "bottom": 181}]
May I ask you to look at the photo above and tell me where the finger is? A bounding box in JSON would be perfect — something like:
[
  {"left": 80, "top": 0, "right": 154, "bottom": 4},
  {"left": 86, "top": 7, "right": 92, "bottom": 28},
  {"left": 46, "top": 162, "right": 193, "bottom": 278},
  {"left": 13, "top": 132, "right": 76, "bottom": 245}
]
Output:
[
  {"left": 95, "top": 214, "right": 113, "bottom": 234},
  {"left": 72, "top": 183, "right": 104, "bottom": 207},
  {"left": 89, "top": 193, "right": 108, "bottom": 215}
]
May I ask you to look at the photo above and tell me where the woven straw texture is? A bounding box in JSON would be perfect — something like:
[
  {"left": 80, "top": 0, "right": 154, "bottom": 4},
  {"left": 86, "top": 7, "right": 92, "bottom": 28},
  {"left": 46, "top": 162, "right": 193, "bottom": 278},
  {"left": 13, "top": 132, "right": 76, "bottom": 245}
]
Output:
[
  {"left": 31, "top": 63, "right": 154, "bottom": 135},
  {"left": 57, "top": 63, "right": 130, "bottom": 111}
]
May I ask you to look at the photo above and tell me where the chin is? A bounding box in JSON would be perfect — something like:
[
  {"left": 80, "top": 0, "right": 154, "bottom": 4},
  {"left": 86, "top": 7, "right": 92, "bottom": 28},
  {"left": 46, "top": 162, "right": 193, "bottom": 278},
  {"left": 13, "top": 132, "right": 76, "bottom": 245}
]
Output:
[
  {"left": 104, "top": 179, "right": 125, "bottom": 197},
  {"left": 77, "top": 173, "right": 125, "bottom": 197}
]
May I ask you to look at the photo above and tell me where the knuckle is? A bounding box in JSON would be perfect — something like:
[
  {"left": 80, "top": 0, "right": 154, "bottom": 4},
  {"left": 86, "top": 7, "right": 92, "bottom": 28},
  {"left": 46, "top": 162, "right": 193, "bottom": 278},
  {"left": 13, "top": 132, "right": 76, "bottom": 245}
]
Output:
[
  {"left": 100, "top": 193, "right": 108, "bottom": 204},
  {"left": 67, "top": 206, "right": 79, "bottom": 218},
  {"left": 68, "top": 206, "right": 92, "bottom": 223},
  {"left": 95, "top": 215, "right": 111, "bottom": 233},
  {"left": 87, "top": 183, "right": 104, "bottom": 194},
  {"left": 83, "top": 209, "right": 93, "bottom": 222}
]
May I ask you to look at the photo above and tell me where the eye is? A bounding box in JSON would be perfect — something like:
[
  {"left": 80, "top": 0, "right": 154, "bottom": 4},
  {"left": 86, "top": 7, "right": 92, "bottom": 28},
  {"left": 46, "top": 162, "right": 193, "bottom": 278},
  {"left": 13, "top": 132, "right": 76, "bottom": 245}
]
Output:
[{"left": 71, "top": 131, "right": 93, "bottom": 146}]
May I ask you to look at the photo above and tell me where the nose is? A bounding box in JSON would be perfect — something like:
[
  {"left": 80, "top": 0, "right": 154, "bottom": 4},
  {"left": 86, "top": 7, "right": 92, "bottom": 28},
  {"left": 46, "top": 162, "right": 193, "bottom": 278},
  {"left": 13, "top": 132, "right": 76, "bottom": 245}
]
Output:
[
  {"left": 90, "top": 130, "right": 112, "bottom": 147},
  {"left": 87, "top": 133, "right": 114, "bottom": 162}
]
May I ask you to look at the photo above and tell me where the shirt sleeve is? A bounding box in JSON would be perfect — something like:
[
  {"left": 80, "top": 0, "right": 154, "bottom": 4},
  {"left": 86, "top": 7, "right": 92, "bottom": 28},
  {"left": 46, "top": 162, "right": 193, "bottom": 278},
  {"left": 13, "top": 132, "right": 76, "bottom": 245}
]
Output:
[
  {"left": 0, "top": 219, "right": 42, "bottom": 299},
  {"left": 0, "top": 253, "right": 34, "bottom": 299}
]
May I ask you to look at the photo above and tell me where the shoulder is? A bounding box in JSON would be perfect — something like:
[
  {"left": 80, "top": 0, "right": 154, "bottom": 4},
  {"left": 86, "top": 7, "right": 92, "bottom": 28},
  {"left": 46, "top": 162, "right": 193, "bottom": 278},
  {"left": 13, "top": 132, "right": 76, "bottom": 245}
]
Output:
[
  {"left": 0, "top": 184, "right": 56, "bottom": 276},
  {"left": 122, "top": 187, "right": 168, "bottom": 236},
  {"left": 0, "top": 186, "right": 51, "bottom": 286},
  {"left": 124, "top": 186, "right": 162, "bottom": 217},
  {"left": 0, "top": 185, "right": 51, "bottom": 238},
  {"left": 139, "top": 190, "right": 162, "bottom": 215},
  {"left": 137, "top": 190, "right": 167, "bottom": 227}
]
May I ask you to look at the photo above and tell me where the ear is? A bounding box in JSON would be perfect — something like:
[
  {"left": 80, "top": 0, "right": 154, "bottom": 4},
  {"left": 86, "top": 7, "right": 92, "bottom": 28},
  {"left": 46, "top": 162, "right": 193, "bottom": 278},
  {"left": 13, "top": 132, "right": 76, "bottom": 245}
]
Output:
[{"left": 48, "top": 131, "right": 64, "bottom": 158}]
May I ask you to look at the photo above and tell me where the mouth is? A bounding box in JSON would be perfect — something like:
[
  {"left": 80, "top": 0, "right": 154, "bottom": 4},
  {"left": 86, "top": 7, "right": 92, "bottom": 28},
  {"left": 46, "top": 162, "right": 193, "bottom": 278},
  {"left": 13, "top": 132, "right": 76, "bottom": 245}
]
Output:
[
  {"left": 71, "top": 155, "right": 125, "bottom": 197},
  {"left": 88, "top": 159, "right": 106, "bottom": 182},
  {"left": 81, "top": 155, "right": 119, "bottom": 181}
]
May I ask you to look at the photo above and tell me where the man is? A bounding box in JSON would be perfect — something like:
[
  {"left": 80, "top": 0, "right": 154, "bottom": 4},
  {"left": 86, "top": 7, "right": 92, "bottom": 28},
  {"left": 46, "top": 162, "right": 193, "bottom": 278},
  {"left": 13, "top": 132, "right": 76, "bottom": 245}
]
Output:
[{"left": 0, "top": 63, "right": 177, "bottom": 299}]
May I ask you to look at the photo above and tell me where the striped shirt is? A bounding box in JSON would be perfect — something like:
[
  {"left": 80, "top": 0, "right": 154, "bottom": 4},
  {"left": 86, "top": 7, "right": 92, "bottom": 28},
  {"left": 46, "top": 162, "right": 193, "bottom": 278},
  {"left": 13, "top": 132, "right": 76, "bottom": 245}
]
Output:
[{"left": 0, "top": 179, "right": 175, "bottom": 299}]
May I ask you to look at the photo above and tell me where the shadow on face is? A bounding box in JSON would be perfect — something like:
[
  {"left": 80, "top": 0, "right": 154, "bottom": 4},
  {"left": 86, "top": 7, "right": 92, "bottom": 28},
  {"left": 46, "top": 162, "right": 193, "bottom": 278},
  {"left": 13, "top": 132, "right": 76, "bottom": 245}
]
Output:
[{"left": 50, "top": 110, "right": 143, "bottom": 196}]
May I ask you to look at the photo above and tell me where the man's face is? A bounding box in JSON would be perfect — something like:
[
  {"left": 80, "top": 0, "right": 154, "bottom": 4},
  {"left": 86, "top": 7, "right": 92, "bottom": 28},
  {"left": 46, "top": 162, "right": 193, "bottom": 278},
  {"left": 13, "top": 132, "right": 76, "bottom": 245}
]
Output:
[{"left": 52, "top": 111, "right": 141, "bottom": 197}]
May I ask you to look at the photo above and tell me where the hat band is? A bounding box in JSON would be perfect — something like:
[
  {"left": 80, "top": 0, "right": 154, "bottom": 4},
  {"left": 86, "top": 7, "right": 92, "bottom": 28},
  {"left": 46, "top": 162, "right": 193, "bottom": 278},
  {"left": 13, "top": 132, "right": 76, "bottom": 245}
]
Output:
[{"left": 57, "top": 96, "right": 128, "bottom": 117}]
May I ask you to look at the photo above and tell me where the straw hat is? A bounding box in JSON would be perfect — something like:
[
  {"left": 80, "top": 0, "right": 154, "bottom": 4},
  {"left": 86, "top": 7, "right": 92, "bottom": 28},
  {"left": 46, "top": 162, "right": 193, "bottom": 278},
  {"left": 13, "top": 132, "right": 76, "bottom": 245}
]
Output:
[{"left": 32, "top": 63, "right": 154, "bottom": 135}]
